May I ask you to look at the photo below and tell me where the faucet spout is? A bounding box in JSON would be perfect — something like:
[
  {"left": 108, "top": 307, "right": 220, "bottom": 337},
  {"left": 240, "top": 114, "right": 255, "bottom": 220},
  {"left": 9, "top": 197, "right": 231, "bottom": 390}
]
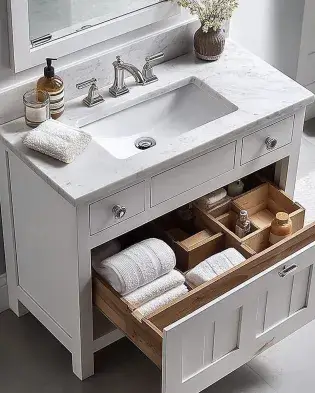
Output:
[
  {"left": 121, "top": 63, "right": 145, "bottom": 85},
  {"left": 109, "top": 56, "right": 145, "bottom": 97}
]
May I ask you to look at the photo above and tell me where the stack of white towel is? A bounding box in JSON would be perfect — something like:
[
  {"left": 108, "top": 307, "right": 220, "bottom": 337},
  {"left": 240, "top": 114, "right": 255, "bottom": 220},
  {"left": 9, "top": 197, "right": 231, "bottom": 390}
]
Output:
[
  {"left": 93, "top": 238, "right": 188, "bottom": 317},
  {"left": 186, "top": 248, "right": 245, "bottom": 287}
]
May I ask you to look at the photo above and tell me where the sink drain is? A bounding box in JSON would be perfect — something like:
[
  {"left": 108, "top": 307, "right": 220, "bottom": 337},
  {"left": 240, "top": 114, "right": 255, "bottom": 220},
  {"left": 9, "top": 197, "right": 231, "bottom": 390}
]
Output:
[{"left": 135, "top": 137, "right": 156, "bottom": 150}]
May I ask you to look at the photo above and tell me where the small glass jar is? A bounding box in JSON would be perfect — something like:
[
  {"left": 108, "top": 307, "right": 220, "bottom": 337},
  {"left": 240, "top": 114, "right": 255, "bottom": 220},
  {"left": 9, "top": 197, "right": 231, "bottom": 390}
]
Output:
[{"left": 23, "top": 89, "right": 50, "bottom": 128}]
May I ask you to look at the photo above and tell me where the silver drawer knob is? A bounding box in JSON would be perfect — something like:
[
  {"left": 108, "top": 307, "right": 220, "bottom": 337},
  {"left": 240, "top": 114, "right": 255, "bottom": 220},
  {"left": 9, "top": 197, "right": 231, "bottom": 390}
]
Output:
[
  {"left": 112, "top": 205, "right": 127, "bottom": 219},
  {"left": 265, "top": 137, "right": 278, "bottom": 150}
]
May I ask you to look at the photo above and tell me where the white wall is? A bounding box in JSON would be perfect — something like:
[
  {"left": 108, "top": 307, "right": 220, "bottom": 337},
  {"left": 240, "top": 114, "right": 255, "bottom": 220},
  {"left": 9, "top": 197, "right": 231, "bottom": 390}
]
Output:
[
  {"left": 230, "top": 0, "right": 305, "bottom": 80},
  {"left": 0, "top": 0, "right": 8, "bottom": 273},
  {"left": 0, "top": 0, "right": 5, "bottom": 274},
  {"left": 0, "top": 0, "right": 12, "bottom": 82}
]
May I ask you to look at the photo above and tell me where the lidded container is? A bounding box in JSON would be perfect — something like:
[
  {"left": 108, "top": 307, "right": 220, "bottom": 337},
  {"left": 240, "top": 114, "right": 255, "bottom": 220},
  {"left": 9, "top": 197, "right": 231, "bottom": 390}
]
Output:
[
  {"left": 37, "top": 58, "right": 64, "bottom": 119},
  {"left": 269, "top": 212, "right": 293, "bottom": 245}
]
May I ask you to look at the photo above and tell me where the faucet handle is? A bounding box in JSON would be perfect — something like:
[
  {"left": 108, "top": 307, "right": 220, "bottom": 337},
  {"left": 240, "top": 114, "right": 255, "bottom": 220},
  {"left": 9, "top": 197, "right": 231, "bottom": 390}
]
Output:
[
  {"left": 76, "top": 78, "right": 97, "bottom": 90},
  {"left": 145, "top": 52, "right": 164, "bottom": 63},
  {"left": 143, "top": 52, "right": 164, "bottom": 84},
  {"left": 83, "top": 82, "right": 104, "bottom": 108}
]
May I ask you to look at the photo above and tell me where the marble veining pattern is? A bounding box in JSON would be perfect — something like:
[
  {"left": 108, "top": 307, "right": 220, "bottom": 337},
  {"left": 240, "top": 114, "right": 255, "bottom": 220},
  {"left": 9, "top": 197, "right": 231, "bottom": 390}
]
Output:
[
  {"left": 0, "top": 40, "right": 313, "bottom": 206},
  {"left": 0, "top": 19, "right": 196, "bottom": 125}
]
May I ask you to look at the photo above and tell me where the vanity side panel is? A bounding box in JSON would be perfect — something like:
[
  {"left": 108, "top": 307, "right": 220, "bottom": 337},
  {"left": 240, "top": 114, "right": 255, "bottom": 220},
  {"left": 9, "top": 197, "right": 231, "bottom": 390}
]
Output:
[{"left": 8, "top": 153, "right": 78, "bottom": 337}]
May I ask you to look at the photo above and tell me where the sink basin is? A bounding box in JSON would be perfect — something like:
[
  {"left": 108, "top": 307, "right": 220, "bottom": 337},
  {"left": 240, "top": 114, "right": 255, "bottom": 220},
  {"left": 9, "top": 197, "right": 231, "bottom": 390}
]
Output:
[{"left": 81, "top": 78, "right": 238, "bottom": 159}]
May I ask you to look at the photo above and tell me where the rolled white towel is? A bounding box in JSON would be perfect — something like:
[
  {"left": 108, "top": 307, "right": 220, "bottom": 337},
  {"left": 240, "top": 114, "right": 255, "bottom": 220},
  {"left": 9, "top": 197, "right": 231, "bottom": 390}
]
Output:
[
  {"left": 92, "top": 240, "right": 121, "bottom": 264},
  {"left": 186, "top": 248, "right": 245, "bottom": 287},
  {"left": 186, "top": 261, "right": 217, "bottom": 287},
  {"left": 223, "top": 248, "right": 246, "bottom": 267},
  {"left": 136, "top": 284, "right": 188, "bottom": 318},
  {"left": 23, "top": 119, "right": 91, "bottom": 163},
  {"left": 195, "top": 188, "right": 227, "bottom": 212},
  {"left": 208, "top": 253, "right": 234, "bottom": 275},
  {"left": 93, "top": 238, "right": 176, "bottom": 295},
  {"left": 124, "top": 270, "right": 185, "bottom": 308}
]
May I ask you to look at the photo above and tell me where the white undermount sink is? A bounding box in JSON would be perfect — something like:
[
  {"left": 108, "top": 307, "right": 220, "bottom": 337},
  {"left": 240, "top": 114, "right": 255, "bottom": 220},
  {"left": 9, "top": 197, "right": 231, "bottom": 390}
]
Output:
[{"left": 81, "top": 78, "right": 238, "bottom": 159}]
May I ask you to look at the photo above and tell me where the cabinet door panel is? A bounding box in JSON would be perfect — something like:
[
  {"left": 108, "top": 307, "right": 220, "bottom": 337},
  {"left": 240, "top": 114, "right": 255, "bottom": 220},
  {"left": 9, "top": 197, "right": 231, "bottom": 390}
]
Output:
[{"left": 162, "top": 242, "right": 315, "bottom": 393}]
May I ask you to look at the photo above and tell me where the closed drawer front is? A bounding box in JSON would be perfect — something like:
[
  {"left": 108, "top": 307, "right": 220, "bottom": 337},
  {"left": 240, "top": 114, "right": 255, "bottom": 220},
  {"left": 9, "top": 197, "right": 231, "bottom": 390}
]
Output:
[
  {"left": 89, "top": 182, "right": 145, "bottom": 235},
  {"left": 241, "top": 116, "right": 294, "bottom": 165},
  {"left": 151, "top": 142, "right": 236, "bottom": 206},
  {"left": 94, "top": 222, "right": 315, "bottom": 393}
]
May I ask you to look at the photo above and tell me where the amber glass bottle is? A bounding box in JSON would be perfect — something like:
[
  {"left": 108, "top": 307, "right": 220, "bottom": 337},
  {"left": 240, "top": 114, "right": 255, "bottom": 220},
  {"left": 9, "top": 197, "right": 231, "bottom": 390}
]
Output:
[
  {"left": 269, "top": 212, "right": 292, "bottom": 245},
  {"left": 37, "top": 58, "right": 64, "bottom": 119}
]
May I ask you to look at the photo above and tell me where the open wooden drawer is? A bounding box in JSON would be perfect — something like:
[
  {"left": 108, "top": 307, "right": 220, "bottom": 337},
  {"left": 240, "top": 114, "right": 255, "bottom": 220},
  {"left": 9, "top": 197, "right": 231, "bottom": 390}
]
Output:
[{"left": 93, "top": 184, "right": 315, "bottom": 393}]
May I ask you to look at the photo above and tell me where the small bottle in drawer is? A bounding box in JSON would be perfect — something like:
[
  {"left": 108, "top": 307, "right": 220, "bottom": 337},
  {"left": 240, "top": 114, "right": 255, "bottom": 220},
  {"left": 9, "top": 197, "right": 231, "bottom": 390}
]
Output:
[
  {"left": 269, "top": 212, "right": 293, "bottom": 245},
  {"left": 235, "top": 210, "right": 251, "bottom": 238}
]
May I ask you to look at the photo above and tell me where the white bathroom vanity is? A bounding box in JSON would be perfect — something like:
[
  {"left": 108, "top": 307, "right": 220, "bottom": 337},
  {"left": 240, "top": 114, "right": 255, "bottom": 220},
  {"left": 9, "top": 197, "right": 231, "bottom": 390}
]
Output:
[{"left": 0, "top": 41, "right": 314, "bottom": 393}]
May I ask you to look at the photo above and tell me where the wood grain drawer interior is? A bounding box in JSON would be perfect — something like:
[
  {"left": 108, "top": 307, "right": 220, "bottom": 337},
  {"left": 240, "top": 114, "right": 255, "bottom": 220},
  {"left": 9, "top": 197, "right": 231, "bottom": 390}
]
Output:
[
  {"left": 93, "top": 181, "right": 315, "bottom": 371},
  {"left": 241, "top": 116, "right": 294, "bottom": 165}
]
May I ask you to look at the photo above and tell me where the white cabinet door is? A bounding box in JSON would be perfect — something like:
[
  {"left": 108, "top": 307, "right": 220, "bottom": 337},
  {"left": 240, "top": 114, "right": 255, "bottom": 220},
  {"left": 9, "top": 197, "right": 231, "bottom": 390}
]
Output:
[{"left": 162, "top": 241, "right": 315, "bottom": 393}]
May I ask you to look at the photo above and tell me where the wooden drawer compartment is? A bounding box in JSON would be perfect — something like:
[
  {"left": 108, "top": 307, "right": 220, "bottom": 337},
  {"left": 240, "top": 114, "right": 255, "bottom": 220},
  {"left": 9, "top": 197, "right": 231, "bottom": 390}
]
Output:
[
  {"left": 89, "top": 182, "right": 145, "bottom": 235},
  {"left": 149, "top": 210, "right": 224, "bottom": 271},
  {"left": 151, "top": 142, "right": 236, "bottom": 206},
  {"left": 241, "top": 116, "right": 294, "bottom": 165},
  {"left": 193, "top": 183, "right": 305, "bottom": 245},
  {"left": 194, "top": 199, "right": 261, "bottom": 244},
  {"left": 94, "top": 223, "right": 315, "bottom": 393},
  {"left": 233, "top": 183, "right": 305, "bottom": 232}
]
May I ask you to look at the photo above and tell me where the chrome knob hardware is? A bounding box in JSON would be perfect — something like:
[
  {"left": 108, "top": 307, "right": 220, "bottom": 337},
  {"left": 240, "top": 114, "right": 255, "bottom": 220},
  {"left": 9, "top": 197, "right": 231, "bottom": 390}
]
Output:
[
  {"left": 112, "top": 205, "right": 127, "bottom": 219},
  {"left": 278, "top": 264, "right": 298, "bottom": 278},
  {"left": 265, "top": 136, "right": 278, "bottom": 150}
]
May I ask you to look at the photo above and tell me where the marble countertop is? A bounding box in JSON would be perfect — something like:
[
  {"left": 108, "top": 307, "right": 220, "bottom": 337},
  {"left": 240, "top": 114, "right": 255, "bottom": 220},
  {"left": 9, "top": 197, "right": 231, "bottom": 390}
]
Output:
[{"left": 0, "top": 40, "right": 314, "bottom": 206}]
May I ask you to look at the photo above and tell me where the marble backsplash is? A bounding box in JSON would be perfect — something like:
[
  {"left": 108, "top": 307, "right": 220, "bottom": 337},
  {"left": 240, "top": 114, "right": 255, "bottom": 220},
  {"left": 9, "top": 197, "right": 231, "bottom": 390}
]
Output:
[{"left": 0, "top": 18, "right": 197, "bottom": 125}]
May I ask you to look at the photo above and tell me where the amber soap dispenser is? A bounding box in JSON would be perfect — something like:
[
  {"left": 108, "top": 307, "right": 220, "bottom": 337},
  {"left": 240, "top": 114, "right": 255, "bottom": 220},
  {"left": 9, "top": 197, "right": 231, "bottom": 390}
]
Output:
[{"left": 37, "top": 58, "right": 64, "bottom": 119}]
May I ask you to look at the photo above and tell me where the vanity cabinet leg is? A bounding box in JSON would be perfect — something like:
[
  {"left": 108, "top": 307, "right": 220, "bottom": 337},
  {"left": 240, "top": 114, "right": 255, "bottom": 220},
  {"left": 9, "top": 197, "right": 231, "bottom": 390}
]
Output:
[
  {"left": 72, "top": 346, "right": 94, "bottom": 380},
  {"left": 71, "top": 205, "right": 95, "bottom": 380}
]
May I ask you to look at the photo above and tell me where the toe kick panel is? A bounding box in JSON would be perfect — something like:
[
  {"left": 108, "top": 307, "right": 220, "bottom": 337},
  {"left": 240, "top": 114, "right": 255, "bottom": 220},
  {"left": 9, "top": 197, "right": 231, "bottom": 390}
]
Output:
[{"left": 162, "top": 234, "right": 315, "bottom": 393}]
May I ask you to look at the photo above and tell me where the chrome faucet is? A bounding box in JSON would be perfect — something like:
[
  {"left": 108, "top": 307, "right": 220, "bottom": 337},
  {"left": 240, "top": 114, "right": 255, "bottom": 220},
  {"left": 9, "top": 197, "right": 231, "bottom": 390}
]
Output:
[
  {"left": 109, "top": 56, "right": 145, "bottom": 97},
  {"left": 109, "top": 52, "right": 164, "bottom": 97}
]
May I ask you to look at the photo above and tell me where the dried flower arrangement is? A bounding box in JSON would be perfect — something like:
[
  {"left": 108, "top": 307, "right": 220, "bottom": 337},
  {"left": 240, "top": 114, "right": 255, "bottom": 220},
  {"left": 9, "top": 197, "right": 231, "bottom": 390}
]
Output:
[{"left": 175, "top": 0, "right": 239, "bottom": 33}]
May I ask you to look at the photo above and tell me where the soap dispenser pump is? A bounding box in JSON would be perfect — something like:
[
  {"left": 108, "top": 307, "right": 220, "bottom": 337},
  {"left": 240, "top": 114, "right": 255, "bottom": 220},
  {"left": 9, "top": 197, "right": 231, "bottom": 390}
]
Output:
[{"left": 37, "top": 58, "right": 64, "bottom": 119}]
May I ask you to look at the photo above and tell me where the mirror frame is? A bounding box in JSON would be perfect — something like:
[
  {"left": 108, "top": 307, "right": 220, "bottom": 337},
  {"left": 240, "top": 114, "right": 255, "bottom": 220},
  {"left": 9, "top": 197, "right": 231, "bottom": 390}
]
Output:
[{"left": 7, "top": 0, "right": 180, "bottom": 72}]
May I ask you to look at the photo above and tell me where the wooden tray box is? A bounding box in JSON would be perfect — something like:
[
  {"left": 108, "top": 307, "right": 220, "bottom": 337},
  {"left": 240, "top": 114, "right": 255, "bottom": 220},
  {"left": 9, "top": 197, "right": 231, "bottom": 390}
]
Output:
[
  {"left": 233, "top": 183, "right": 305, "bottom": 232},
  {"left": 150, "top": 213, "right": 224, "bottom": 272},
  {"left": 202, "top": 199, "right": 260, "bottom": 241}
]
